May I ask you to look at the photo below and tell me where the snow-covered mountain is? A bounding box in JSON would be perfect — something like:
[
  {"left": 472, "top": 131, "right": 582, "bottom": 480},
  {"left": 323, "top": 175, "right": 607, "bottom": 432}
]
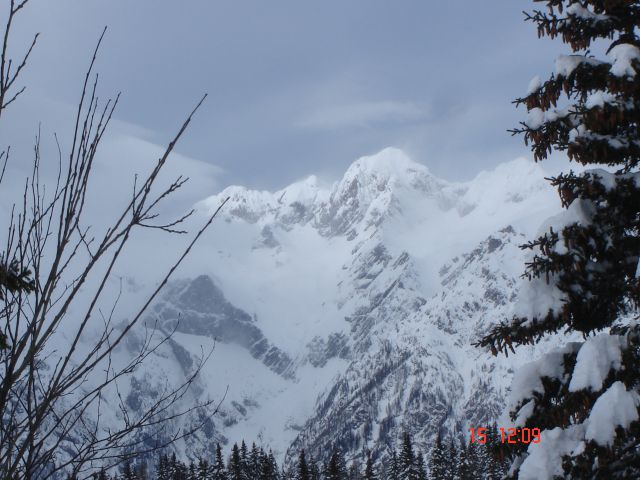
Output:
[{"left": 92, "top": 147, "right": 570, "bottom": 465}]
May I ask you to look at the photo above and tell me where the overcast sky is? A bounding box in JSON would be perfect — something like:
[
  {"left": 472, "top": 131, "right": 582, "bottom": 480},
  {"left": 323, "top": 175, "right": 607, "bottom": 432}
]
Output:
[{"left": 2, "top": 1, "right": 564, "bottom": 195}]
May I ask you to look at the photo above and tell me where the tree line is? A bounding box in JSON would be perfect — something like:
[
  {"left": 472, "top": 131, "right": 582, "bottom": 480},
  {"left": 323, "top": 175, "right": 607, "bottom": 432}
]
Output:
[{"left": 73, "top": 430, "right": 508, "bottom": 480}]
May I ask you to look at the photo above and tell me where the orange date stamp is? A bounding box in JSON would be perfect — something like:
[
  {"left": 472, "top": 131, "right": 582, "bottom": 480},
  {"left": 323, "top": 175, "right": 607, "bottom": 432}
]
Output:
[{"left": 469, "top": 427, "right": 541, "bottom": 445}]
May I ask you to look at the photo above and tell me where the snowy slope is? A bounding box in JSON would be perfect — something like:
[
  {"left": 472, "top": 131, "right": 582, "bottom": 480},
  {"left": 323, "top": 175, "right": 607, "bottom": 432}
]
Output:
[{"left": 71, "top": 147, "right": 568, "bottom": 465}]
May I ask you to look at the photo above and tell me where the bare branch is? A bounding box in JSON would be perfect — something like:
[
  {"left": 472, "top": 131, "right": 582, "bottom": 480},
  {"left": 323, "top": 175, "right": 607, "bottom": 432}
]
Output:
[{"left": 0, "top": 6, "right": 228, "bottom": 478}]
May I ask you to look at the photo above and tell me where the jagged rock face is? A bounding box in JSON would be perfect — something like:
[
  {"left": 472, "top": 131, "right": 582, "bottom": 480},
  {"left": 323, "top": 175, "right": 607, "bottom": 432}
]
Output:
[
  {"left": 305, "top": 333, "right": 350, "bottom": 368},
  {"left": 314, "top": 149, "right": 457, "bottom": 239},
  {"left": 151, "top": 275, "right": 293, "bottom": 377},
  {"left": 285, "top": 227, "right": 529, "bottom": 465},
  {"left": 65, "top": 147, "right": 565, "bottom": 467}
]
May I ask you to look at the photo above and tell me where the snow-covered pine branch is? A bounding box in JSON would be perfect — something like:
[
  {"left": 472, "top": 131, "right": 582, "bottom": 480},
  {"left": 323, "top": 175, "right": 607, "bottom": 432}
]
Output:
[{"left": 476, "top": 1, "right": 640, "bottom": 478}]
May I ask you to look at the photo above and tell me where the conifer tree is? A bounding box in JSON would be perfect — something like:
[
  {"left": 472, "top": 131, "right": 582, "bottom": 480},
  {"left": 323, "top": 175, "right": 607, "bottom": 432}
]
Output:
[
  {"left": 385, "top": 450, "right": 399, "bottom": 480},
  {"left": 120, "top": 461, "right": 137, "bottom": 480},
  {"left": 94, "top": 468, "right": 109, "bottom": 480},
  {"left": 260, "top": 450, "right": 280, "bottom": 480},
  {"left": 364, "top": 452, "right": 377, "bottom": 480},
  {"left": 348, "top": 459, "right": 361, "bottom": 480},
  {"left": 472, "top": 430, "right": 491, "bottom": 480},
  {"left": 485, "top": 424, "right": 508, "bottom": 480},
  {"left": 248, "top": 443, "right": 261, "bottom": 479},
  {"left": 308, "top": 455, "right": 320, "bottom": 480},
  {"left": 445, "top": 439, "right": 459, "bottom": 480},
  {"left": 157, "top": 454, "right": 171, "bottom": 480},
  {"left": 398, "top": 433, "right": 420, "bottom": 480},
  {"left": 475, "top": 0, "right": 640, "bottom": 478},
  {"left": 168, "top": 453, "right": 178, "bottom": 480},
  {"left": 281, "top": 465, "right": 293, "bottom": 480},
  {"left": 325, "top": 449, "right": 348, "bottom": 480},
  {"left": 172, "top": 458, "right": 188, "bottom": 480},
  {"left": 457, "top": 438, "right": 477, "bottom": 480},
  {"left": 188, "top": 463, "right": 197, "bottom": 480},
  {"left": 239, "top": 441, "right": 249, "bottom": 479},
  {"left": 296, "top": 449, "right": 310, "bottom": 480},
  {"left": 414, "top": 452, "right": 427, "bottom": 480},
  {"left": 228, "top": 444, "right": 244, "bottom": 480},
  {"left": 197, "top": 458, "right": 210, "bottom": 480},
  {"left": 428, "top": 434, "right": 453, "bottom": 480},
  {"left": 135, "top": 461, "right": 149, "bottom": 480},
  {"left": 212, "top": 444, "right": 228, "bottom": 480}
]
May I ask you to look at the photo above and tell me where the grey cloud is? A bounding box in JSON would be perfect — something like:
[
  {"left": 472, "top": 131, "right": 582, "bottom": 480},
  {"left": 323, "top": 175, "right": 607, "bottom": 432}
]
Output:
[
  {"left": 297, "top": 100, "right": 427, "bottom": 130},
  {"left": 1, "top": 0, "right": 566, "bottom": 193}
]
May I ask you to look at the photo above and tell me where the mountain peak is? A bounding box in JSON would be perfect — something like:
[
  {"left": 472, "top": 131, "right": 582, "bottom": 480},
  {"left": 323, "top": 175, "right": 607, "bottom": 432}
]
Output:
[
  {"left": 345, "top": 147, "right": 430, "bottom": 180},
  {"left": 316, "top": 148, "right": 452, "bottom": 238},
  {"left": 275, "top": 175, "right": 325, "bottom": 207},
  {"left": 197, "top": 185, "right": 277, "bottom": 223}
]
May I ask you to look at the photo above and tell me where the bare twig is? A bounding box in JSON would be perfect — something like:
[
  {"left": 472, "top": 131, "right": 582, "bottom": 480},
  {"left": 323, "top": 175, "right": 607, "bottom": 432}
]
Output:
[{"left": 0, "top": 5, "right": 228, "bottom": 479}]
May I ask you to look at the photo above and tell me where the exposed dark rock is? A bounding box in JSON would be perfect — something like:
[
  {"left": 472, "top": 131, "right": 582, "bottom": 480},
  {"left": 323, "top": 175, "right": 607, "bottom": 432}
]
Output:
[{"left": 152, "top": 275, "right": 293, "bottom": 378}]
